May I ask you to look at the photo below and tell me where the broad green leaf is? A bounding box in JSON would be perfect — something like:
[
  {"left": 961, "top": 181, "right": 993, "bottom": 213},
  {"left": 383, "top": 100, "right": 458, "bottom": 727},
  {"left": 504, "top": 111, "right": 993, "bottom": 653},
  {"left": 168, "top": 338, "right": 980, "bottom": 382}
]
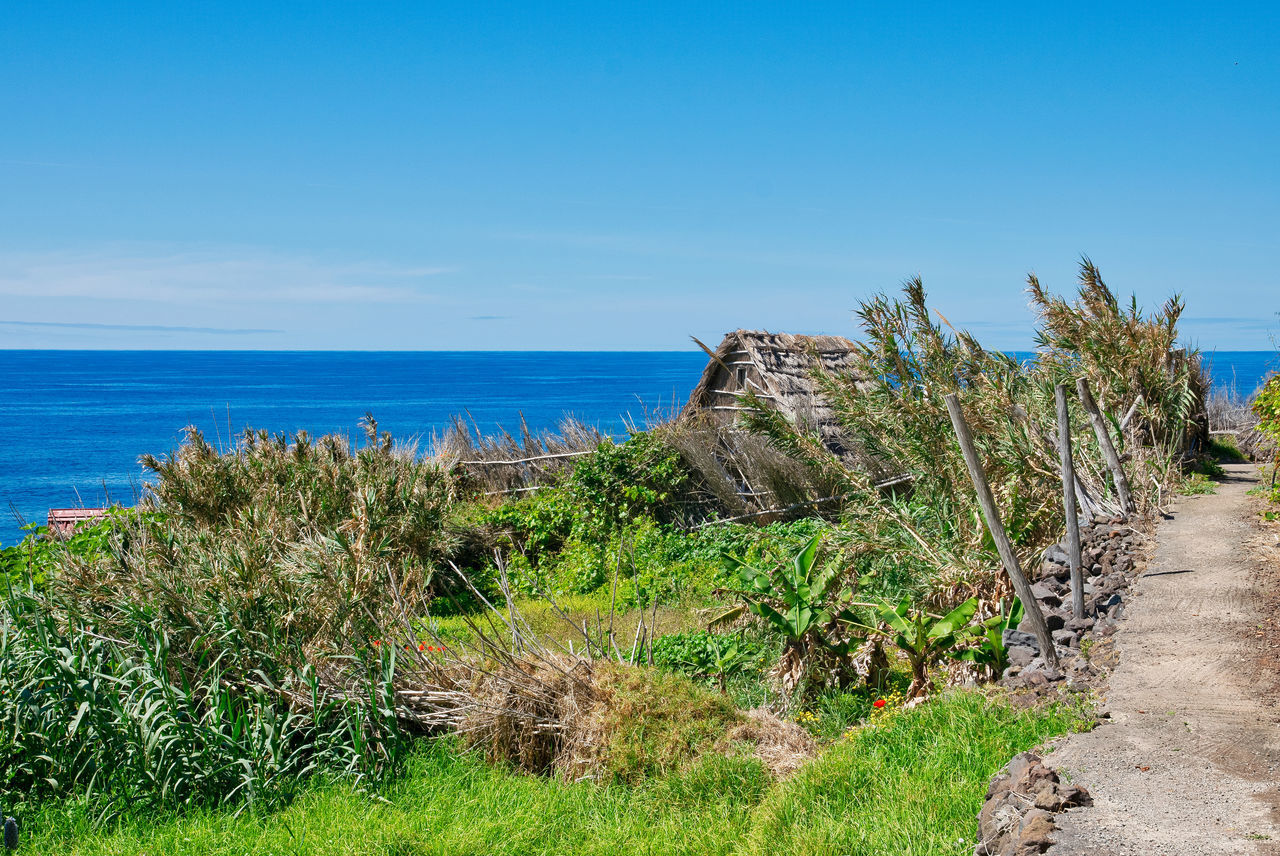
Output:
[{"left": 929, "top": 597, "right": 979, "bottom": 639}]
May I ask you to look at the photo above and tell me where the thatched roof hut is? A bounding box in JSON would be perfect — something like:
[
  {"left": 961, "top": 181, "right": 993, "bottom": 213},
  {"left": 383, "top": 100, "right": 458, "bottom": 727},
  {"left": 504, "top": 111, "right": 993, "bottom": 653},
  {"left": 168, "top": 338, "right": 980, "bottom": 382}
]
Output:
[{"left": 682, "top": 330, "right": 866, "bottom": 453}]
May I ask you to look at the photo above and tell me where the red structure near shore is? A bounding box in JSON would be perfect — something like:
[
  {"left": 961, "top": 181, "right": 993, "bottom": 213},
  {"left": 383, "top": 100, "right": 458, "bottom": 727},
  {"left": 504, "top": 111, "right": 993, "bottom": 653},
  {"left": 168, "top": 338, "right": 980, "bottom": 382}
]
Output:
[{"left": 47, "top": 507, "right": 108, "bottom": 538}]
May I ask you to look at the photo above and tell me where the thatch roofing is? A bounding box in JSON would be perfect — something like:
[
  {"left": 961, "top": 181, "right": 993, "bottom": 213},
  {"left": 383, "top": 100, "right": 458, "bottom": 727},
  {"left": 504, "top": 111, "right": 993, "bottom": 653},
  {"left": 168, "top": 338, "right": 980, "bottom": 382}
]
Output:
[{"left": 682, "top": 330, "right": 867, "bottom": 449}]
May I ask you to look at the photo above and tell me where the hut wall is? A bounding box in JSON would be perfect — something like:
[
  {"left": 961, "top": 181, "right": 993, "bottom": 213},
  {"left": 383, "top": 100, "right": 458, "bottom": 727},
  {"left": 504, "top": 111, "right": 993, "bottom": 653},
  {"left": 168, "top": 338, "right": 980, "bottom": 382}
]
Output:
[{"left": 700, "top": 349, "right": 766, "bottom": 426}]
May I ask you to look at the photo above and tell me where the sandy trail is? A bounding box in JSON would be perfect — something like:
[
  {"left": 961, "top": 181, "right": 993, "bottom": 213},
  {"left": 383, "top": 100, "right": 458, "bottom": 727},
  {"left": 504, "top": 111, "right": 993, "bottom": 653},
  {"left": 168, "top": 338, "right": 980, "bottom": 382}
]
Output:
[{"left": 1046, "top": 463, "right": 1280, "bottom": 855}]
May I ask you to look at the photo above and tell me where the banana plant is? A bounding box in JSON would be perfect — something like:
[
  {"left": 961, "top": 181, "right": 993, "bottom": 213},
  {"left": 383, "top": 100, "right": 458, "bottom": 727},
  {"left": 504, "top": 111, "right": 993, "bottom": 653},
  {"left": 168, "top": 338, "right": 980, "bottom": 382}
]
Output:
[
  {"left": 855, "top": 596, "right": 982, "bottom": 700},
  {"left": 718, "top": 535, "right": 861, "bottom": 693}
]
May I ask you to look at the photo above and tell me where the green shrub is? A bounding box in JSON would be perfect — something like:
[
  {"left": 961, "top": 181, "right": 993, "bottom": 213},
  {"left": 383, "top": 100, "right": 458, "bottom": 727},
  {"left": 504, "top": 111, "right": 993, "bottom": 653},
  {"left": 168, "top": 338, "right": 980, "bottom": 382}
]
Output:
[
  {"left": 492, "top": 512, "right": 834, "bottom": 607},
  {"left": 651, "top": 630, "right": 767, "bottom": 690},
  {"left": 0, "top": 420, "right": 451, "bottom": 813},
  {"left": 1, "top": 508, "right": 136, "bottom": 589},
  {"left": 487, "top": 431, "right": 695, "bottom": 565},
  {"left": 566, "top": 431, "right": 692, "bottom": 530},
  {"left": 1254, "top": 374, "right": 1280, "bottom": 488},
  {"left": 0, "top": 581, "right": 405, "bottom": 815}
]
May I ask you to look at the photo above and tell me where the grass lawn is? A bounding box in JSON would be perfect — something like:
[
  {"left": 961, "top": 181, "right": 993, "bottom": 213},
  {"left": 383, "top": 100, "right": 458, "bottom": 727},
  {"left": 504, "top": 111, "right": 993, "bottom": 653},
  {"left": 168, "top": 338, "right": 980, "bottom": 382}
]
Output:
[{"left": 19, "top": 691, "right": 1086, "bottom": 856}]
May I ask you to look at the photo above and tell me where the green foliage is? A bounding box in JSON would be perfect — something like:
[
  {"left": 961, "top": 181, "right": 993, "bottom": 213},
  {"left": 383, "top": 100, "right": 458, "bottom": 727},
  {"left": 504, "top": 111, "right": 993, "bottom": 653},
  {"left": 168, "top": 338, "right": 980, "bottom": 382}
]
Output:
[
  {"left": 857, "top": 597, "right": 982, "bottom": 698},
  {"left": 485, "top": 432, "right": 719, "bottom": 600},
  {"left": 952, "top": 598, "right": 1024, "bottom": 678},
  {"left": 743, "top": 277, "right": 1087, "bottom": 602},
  {"left": 739, "top": 261, "right": 1201, "bottom": 611},
  {"left": 1193, "top": 456, "right": 1226, "bottom": 478},
  {"left": 479, "top": 432, "right": 693, "bottom": 570},
  {"left": 1030, "top": 257, "right": 1205, "bottom": 455},
  {"left": 142, "top": 417, "right": 457, "bottom": 574},
  {"left": 651, "top": 630, "right": 766, "bottom": 691},
  {"left": 1254, "top": 375, "right": 1280, "bottom": 444},
  {"left": 723, "top": 535, "right": 865, "bottom": 694},
  {"left": 1, "top": 508, "right": 134, "bottom": 589},
  {"left": 566, "top": 431, "right": 691, "bottom": 530},
  {"left": 487, "top": 486, "right": 578, "bottom": 564},
  {"left": 1254, "top": 374, "right": 1280, "bottom": 489},
  {"left": 1180, "top": 472, "right": 1218, "bottom": 496},
  {"left": 1208, "top": 434, "right": 1248, "bottom": 463},
  {"left": 730, "top": 536, "right": 848, "bottom": 646},
  {"left": 0, "top": 580, "right": 406, "bottom": 815},
  {"left": 0, "top": 419, "right": 454, "bottom": 813},
  {"left": 494, "top": 504, "right": 833, "bottom": 607}
]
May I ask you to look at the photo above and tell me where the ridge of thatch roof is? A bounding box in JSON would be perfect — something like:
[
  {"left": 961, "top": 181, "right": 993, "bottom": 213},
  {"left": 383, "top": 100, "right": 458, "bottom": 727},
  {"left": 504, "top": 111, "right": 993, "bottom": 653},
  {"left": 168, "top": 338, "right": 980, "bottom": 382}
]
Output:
[{"left": 682, "top": 329, "right": 864, "bottom": 436}]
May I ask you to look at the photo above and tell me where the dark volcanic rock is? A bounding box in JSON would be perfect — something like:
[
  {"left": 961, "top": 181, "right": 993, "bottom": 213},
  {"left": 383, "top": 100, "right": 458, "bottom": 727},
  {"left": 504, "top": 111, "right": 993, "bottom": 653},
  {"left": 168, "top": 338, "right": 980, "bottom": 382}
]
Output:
[
  {"left": 1051, "top": 628, "right": 1079, "bottom": 648},
  {"left": 1004, "top": 629, "right": 1041, "bottom": 652},
  {"left": 1007, "top": 645, "right": 1036, "bottom": 668},
  {"left": 974, "top": 752, "right": 1091, "bottom": 856}
]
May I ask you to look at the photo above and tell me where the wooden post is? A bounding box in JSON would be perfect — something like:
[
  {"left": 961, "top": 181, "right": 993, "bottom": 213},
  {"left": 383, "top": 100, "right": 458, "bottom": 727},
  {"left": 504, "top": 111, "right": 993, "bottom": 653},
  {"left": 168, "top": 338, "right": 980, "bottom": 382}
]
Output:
[
  {"left": 1076, "top": 377, "right": 1135, "bottom": 515},
  {"left": 944, "top": 393, "right": 1059, "bottom": 671},
  {"left": 1055, "top": 384, "right": 1085, "bottom": 620}
]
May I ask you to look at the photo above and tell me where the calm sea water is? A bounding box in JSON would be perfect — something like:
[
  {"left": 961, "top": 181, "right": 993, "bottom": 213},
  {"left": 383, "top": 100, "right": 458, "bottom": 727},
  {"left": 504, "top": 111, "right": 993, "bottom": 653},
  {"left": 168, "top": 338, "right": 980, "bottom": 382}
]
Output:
[{"left": 2, "top": 349, "right": 1275, "bottom": 547}]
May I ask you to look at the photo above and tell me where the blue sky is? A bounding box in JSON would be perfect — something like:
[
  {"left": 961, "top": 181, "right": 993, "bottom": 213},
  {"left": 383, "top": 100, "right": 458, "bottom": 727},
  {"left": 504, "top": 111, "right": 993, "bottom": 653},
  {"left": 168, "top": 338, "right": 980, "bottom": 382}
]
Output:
[{"left": 1, "top": 2, "right": 1277, "bottom": 350}]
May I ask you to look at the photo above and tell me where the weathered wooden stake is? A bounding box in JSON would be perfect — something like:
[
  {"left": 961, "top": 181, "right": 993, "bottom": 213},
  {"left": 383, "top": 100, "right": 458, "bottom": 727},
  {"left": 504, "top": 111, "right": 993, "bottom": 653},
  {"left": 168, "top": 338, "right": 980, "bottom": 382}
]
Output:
[
  {"left": 944, "top": 393, "right": 1059, "bottom": 670},
  {"left": 1055, "top": 384, "right": 1085, "bottom": 620},
  {"left": 1076, "top": 377, "right": 1135, "bottom": 515}
]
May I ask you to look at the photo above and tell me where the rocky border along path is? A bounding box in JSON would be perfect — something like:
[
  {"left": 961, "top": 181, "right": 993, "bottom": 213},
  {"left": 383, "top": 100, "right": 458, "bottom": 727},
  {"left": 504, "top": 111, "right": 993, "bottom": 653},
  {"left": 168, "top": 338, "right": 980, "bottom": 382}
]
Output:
[{"left": 1044, "top": 462, "right": 1280, "bottom": 855}]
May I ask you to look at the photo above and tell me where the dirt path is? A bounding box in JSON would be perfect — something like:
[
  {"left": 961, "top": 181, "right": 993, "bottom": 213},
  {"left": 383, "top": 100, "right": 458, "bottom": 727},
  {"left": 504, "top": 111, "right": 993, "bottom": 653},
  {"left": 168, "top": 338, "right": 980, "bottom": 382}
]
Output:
[{"left": 1046, "top": 463, "right": 1280, "bottom": 855}]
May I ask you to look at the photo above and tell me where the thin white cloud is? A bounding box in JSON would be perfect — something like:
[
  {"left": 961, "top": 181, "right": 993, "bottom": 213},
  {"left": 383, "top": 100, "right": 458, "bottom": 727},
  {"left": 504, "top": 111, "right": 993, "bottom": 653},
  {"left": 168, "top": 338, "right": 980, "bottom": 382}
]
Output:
[
  {"left": 0, "top": 245, "right": 455, "bottom": 305},
  {"left": 0, "top": 319, "right": 281, "bottom": 334}
]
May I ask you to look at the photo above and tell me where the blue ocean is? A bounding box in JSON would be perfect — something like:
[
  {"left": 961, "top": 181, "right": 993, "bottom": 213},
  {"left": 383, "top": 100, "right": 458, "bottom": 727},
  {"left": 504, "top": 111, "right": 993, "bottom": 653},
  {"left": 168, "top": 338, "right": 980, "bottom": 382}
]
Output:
[{"left": 2, "top": 349, "right": 1276, "bottom": 547}]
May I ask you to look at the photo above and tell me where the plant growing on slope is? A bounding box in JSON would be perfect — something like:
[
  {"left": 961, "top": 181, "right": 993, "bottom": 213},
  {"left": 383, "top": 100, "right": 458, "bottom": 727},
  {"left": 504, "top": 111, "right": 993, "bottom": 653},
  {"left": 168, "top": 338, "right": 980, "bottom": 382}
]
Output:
[
  {"left": 741, "top": 277, "right": 1069, "bottom": 603},
  {"left": 737, "top": 263, "right": 1199, "bottom": 613}
]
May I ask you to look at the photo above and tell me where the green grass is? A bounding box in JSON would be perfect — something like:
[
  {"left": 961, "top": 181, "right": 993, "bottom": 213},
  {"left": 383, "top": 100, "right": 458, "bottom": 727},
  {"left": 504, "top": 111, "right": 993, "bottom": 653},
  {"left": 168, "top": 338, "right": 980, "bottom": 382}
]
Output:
[
  {"left": 20, "top": 690, "right": 1087, "bottom": 856},
  {"left": 1208, "top": 435, "right": 1248, "bottom": 463},
  {"left": 426, "top": 596, "right": 705, "bottom": 650},
  {"left": 744, "top": 691, "right": 1089, "bottom": 855},
  {"left": 1180, "top": 472, "right": 1218, "bottom": 495}
]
